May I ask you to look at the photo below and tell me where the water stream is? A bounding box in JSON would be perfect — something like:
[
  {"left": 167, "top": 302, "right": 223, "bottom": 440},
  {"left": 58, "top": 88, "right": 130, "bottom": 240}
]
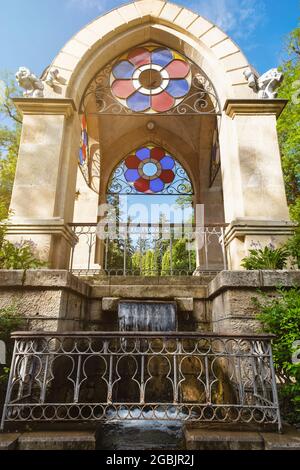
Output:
[
  {"left": 97, "top": 301, "right": 182, "bottom": 450},
  {"left": 118, "top": 301, "right": 177, "bottom": 332}
]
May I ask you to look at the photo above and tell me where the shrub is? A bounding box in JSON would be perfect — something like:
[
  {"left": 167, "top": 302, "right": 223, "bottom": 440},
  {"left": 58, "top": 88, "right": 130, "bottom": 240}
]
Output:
[
  {"left": 241, "top": 244, "right": 290, "bottom": 270},
  {"left": 254, "top": 287, "right": 300, "bottom": 424},
  {"left": 0, "top": 217, "right": 45, "bottom": 270},
  {"left": 286, "top": 198, "right": 300, "bottom": 269},
  {"left": 0, "top": 305, "right": 25, "bottom": 412},
  {"left": 0, "top": 239, "right": 45, "bottom": 270}
]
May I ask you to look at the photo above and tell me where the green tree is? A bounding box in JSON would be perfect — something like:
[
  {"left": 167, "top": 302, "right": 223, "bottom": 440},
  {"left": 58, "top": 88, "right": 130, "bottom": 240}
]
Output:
[
  {"left": 0, "top": 73, "right": 22, "bottom": 219},
  {"left": 277, "top": 26, "right": 300, "bottom": 208}
]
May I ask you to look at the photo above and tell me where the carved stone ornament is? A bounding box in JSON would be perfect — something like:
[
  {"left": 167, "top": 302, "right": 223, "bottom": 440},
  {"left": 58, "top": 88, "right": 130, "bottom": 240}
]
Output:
[
  {"left": 45, "top": 68, "right": 60, "bottom": 88},
  {"left": 16, "top": 67, "right": 44, "bottom": 98},
  {"left": 243, "top": 67, "right": 283, "bottom": 99}
]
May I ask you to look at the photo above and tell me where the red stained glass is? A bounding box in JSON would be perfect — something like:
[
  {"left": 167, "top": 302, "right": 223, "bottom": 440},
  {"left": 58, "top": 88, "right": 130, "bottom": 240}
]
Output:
[
  {"left": 134, "top": 177, "right": 150, "bottom": 192},
  {"left": 160, "top": 170, "right": 175, "bottom": 184},
  {"left": 151, "top": 91, "right": 175, "bottom": 113},
  {"left": 128, "top": 48, "right": 151, "bottom": 67},
  {"left": 165, "top": 60, "right": 190, "bottom": 79},
  {"left": 125, "top": 155, "right": 141, "bottom": 169},
  {"left": 151, "top": 147, "right": 165, "bottom": 161},
  {"left": 111, "top": 80, "right": 136, "bottom": 99}
]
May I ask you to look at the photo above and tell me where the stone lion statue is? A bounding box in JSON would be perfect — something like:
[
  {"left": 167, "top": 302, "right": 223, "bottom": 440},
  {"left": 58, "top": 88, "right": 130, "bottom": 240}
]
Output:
[
  {"left": 244, "top": 67, "right": 283, "bottom": 99},
  {"left": 16, "top": 67, "right": 44, "bottom": 98}
]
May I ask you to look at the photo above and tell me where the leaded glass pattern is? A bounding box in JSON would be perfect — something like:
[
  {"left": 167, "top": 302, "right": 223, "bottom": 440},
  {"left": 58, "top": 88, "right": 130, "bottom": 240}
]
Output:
[
  {"left": 108, "top": 145, "right": 193, "bottom": 195},
  {"left": 110, "top": 46, "right": 192, "bottom": 113}
]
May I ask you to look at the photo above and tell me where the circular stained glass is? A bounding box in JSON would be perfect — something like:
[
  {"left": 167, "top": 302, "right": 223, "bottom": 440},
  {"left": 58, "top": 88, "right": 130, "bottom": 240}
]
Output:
[
  {"left": 124, "top": 146, "right": 176, "bottom": 194},
  {"left": 110, "top": 45, "right": 192, "bottom": 113}
]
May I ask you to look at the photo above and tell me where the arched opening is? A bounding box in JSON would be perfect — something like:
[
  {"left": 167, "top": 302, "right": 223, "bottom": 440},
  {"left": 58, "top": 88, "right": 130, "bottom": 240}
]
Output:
[
  {"left": 70, "top": 41, "right": 227, "bottom": 275},
  {"left": 103, "top": 143, "right": 195, "bottom": 275}
]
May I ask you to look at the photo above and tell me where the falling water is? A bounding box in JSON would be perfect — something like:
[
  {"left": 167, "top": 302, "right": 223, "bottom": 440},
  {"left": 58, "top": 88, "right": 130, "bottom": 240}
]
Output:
[{"left": 118, "top": 301, "right": 177, "bottom": 332}]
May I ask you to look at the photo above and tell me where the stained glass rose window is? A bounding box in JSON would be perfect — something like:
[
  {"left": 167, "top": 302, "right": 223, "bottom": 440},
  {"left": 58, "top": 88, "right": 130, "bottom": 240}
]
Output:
[{"left": 110, "top": 45, "right": 192, "bottom": 113}]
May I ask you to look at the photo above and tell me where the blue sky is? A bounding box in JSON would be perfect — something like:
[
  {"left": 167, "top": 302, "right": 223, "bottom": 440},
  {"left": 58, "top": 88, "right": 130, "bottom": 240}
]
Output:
[{"left": 0, "top": 0, "right": 298, "bottom": 76}]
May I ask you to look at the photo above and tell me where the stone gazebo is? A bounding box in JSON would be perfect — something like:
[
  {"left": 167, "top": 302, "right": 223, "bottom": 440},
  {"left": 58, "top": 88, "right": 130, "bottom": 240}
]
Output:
[{"left": 1, "top": 1, "right": 299, "bottom": 446}]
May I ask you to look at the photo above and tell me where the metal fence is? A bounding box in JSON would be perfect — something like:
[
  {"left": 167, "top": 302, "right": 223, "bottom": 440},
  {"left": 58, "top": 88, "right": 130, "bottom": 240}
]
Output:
[
  {"left": 68, "top": 223, "right": 227, "bottom": 276},
  {"left": 1, "top": 332, "right": 281, "bottom": 431}
]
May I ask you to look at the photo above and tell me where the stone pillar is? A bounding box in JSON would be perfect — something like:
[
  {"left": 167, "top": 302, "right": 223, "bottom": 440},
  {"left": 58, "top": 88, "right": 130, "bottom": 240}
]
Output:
[
  {"left": 220, "top": 99, "right": 294, "bottom": 270},
  {"left": 7, "top": 99, "right": 79, "bottom": 269}
]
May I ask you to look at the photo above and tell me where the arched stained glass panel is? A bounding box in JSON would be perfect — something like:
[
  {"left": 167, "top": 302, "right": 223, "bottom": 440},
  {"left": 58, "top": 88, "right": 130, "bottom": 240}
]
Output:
[{"left": 108, "top": 145, "right": 193, "bottom": 196}]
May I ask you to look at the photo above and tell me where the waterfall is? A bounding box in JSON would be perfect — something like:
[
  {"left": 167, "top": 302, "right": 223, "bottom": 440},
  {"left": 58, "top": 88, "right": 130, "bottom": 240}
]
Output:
[{"left": 118, "top": 301, "right": 177, "bottom": 332}]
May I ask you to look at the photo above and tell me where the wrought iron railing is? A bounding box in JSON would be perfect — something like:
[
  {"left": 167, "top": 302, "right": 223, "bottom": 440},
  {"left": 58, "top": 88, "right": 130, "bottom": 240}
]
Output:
[
  {"left": 1, "top": 332, "right": 281, "bottom": 431},
  {"left": 68, "top": 223, "right": 227, "bottom": 276}
]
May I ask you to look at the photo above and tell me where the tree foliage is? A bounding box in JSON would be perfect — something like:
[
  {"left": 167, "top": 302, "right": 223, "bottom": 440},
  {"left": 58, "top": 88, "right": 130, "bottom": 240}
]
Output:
[
  {"left": 254, "top": 288, "right": 300, "bottom": 424},
  {"left": 277, "top": 26, "right": 300, "bottom": 207},
  {"left": 0, "top": 73, "right": 22, "bottom": 219}
]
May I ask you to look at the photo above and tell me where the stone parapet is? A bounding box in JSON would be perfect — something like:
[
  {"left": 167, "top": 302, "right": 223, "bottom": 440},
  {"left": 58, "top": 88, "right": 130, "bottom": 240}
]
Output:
[
  {"left": 0, "top": 270, "right": 89, "bottom": 331},
  {"left": 208, "top": 270, "right": 300, "bottom": 334}
]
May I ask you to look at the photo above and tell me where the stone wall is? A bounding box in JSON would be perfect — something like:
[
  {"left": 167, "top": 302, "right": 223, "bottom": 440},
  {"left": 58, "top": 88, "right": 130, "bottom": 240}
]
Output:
[
  {"left": 208, "top": 270, "right": 300, "bottom": 334},
  {"left": 0, "top": 269, "right": 299, "bottom": 334},
  {"left": 0, "top": 270, "right": 89, "bottom": 332}
]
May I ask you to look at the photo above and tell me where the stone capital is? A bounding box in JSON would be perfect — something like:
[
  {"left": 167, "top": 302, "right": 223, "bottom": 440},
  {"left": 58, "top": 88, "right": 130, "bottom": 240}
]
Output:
[
  {"left": 6, "top": 218, "right": 78, "bottom": 248},
  {"left": 224, "top": 99, "right": 288, "bottom": 119},
  {"left": 224, "top": 218, "right": 295, "bottom": 246},
  {"left": 13, "top": 98, "right": 77, "bottom": 118}
]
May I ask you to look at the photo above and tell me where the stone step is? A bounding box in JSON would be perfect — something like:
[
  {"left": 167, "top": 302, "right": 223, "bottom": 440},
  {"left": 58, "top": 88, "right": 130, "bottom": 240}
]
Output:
[
  {"left": 184, "top": 427, "right": 300, "bottom": 451},
  {"left": 89, "top": 276, "right": 212, "bottom": 300},
  {"left": 0, "top": 432, "right": 96, "bottom": 451}
]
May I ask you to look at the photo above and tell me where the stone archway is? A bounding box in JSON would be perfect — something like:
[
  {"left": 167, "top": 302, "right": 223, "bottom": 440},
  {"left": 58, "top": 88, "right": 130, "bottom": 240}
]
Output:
[{"left": 8, "top": 1, "right": 292, "bottom": 270}]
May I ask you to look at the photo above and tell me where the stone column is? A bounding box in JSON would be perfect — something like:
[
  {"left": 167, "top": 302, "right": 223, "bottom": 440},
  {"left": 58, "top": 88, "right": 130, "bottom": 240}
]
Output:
[
  {"left": 7, "top": 98, "right": 79, "bottom": 269},
  {"left": 221, "top": 99, "right": 294, "bottom": 270}
]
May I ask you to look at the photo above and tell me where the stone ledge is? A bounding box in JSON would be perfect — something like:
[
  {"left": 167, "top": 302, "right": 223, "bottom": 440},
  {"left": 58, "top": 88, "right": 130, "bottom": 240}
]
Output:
[
  {"left": 184, "top": 427, "right": 300, "bottom": 451},
  {"left": 0, "top": 433, "right": 20, "bottom": 450},
  {"left": 224, "top": 218, "right": 295, "bottom": 246},
  {"left": 17, "top": 431, "right": 95, "bottom": 451},
  {"left": 13, "top": 98, "right": 77, "bottom": 118},
  {"left": 262, "top": 430, "right": 300, "bottom": 450},
  {"left": 224, "top": 99, "right": 288, "bottom": 119},
  {"left": 0, "top": 270, "right": 90, "bottom": 297},
  {"left": 6, "top": 218, "right": 78, "bottom": 247},
  {"left": 184, "top": 428, "right": 264, "bottom": 450},
  {"left": 208, "top": 270, "right": 300, "bottom": 298}
]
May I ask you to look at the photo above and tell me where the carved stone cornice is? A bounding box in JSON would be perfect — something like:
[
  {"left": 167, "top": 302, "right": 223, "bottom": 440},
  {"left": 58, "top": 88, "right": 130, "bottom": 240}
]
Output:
[
  {"left": 13, "top": 98, "right": 77, "bottom": 118},
  {"left": 224, "top": 218, "right": 295, "bottom": 246},
  {"left": 6, "top": 218, "right": 78, "bottom": 247},
  {"left": 224, "top": 99, "right": 288, "bottom": 119}
]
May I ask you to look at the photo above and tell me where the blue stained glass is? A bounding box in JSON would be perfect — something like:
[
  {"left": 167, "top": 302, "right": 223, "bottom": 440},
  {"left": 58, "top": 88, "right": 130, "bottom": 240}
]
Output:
[
  {"left": 166, "top": 79, "right": 190, "bottom": 98},
  {"left": 136, "top": 147, "right": 151, "bottom": 160},
  {"left": 127, "top": 92, "right": 151, "bottom": 112},
  {"left": 79, "top": 149, "right": 85, "bottom": 166},
  {"left": 112, "top": 61, "right": 135, "bottom": 79},
  {"left": 125, "top": 169, "right": 139, "bottom": 182},
  {"left": 143, "top": 162, "right": 158, "bottom": 177},
  {"left": 160, "top": 156, "right": 175, "bottom": 170},
  {"left": 150, "top": 178, "right": 164, "bottom": 193},
  {"left": 152, "top": 49, "right": 173, "bottom": 67}
]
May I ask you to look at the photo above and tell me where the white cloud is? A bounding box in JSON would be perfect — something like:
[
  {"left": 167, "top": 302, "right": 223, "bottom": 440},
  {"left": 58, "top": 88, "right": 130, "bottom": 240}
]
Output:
[{"left": 189, "top": 0, "right": 266, "bottom": 39}]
